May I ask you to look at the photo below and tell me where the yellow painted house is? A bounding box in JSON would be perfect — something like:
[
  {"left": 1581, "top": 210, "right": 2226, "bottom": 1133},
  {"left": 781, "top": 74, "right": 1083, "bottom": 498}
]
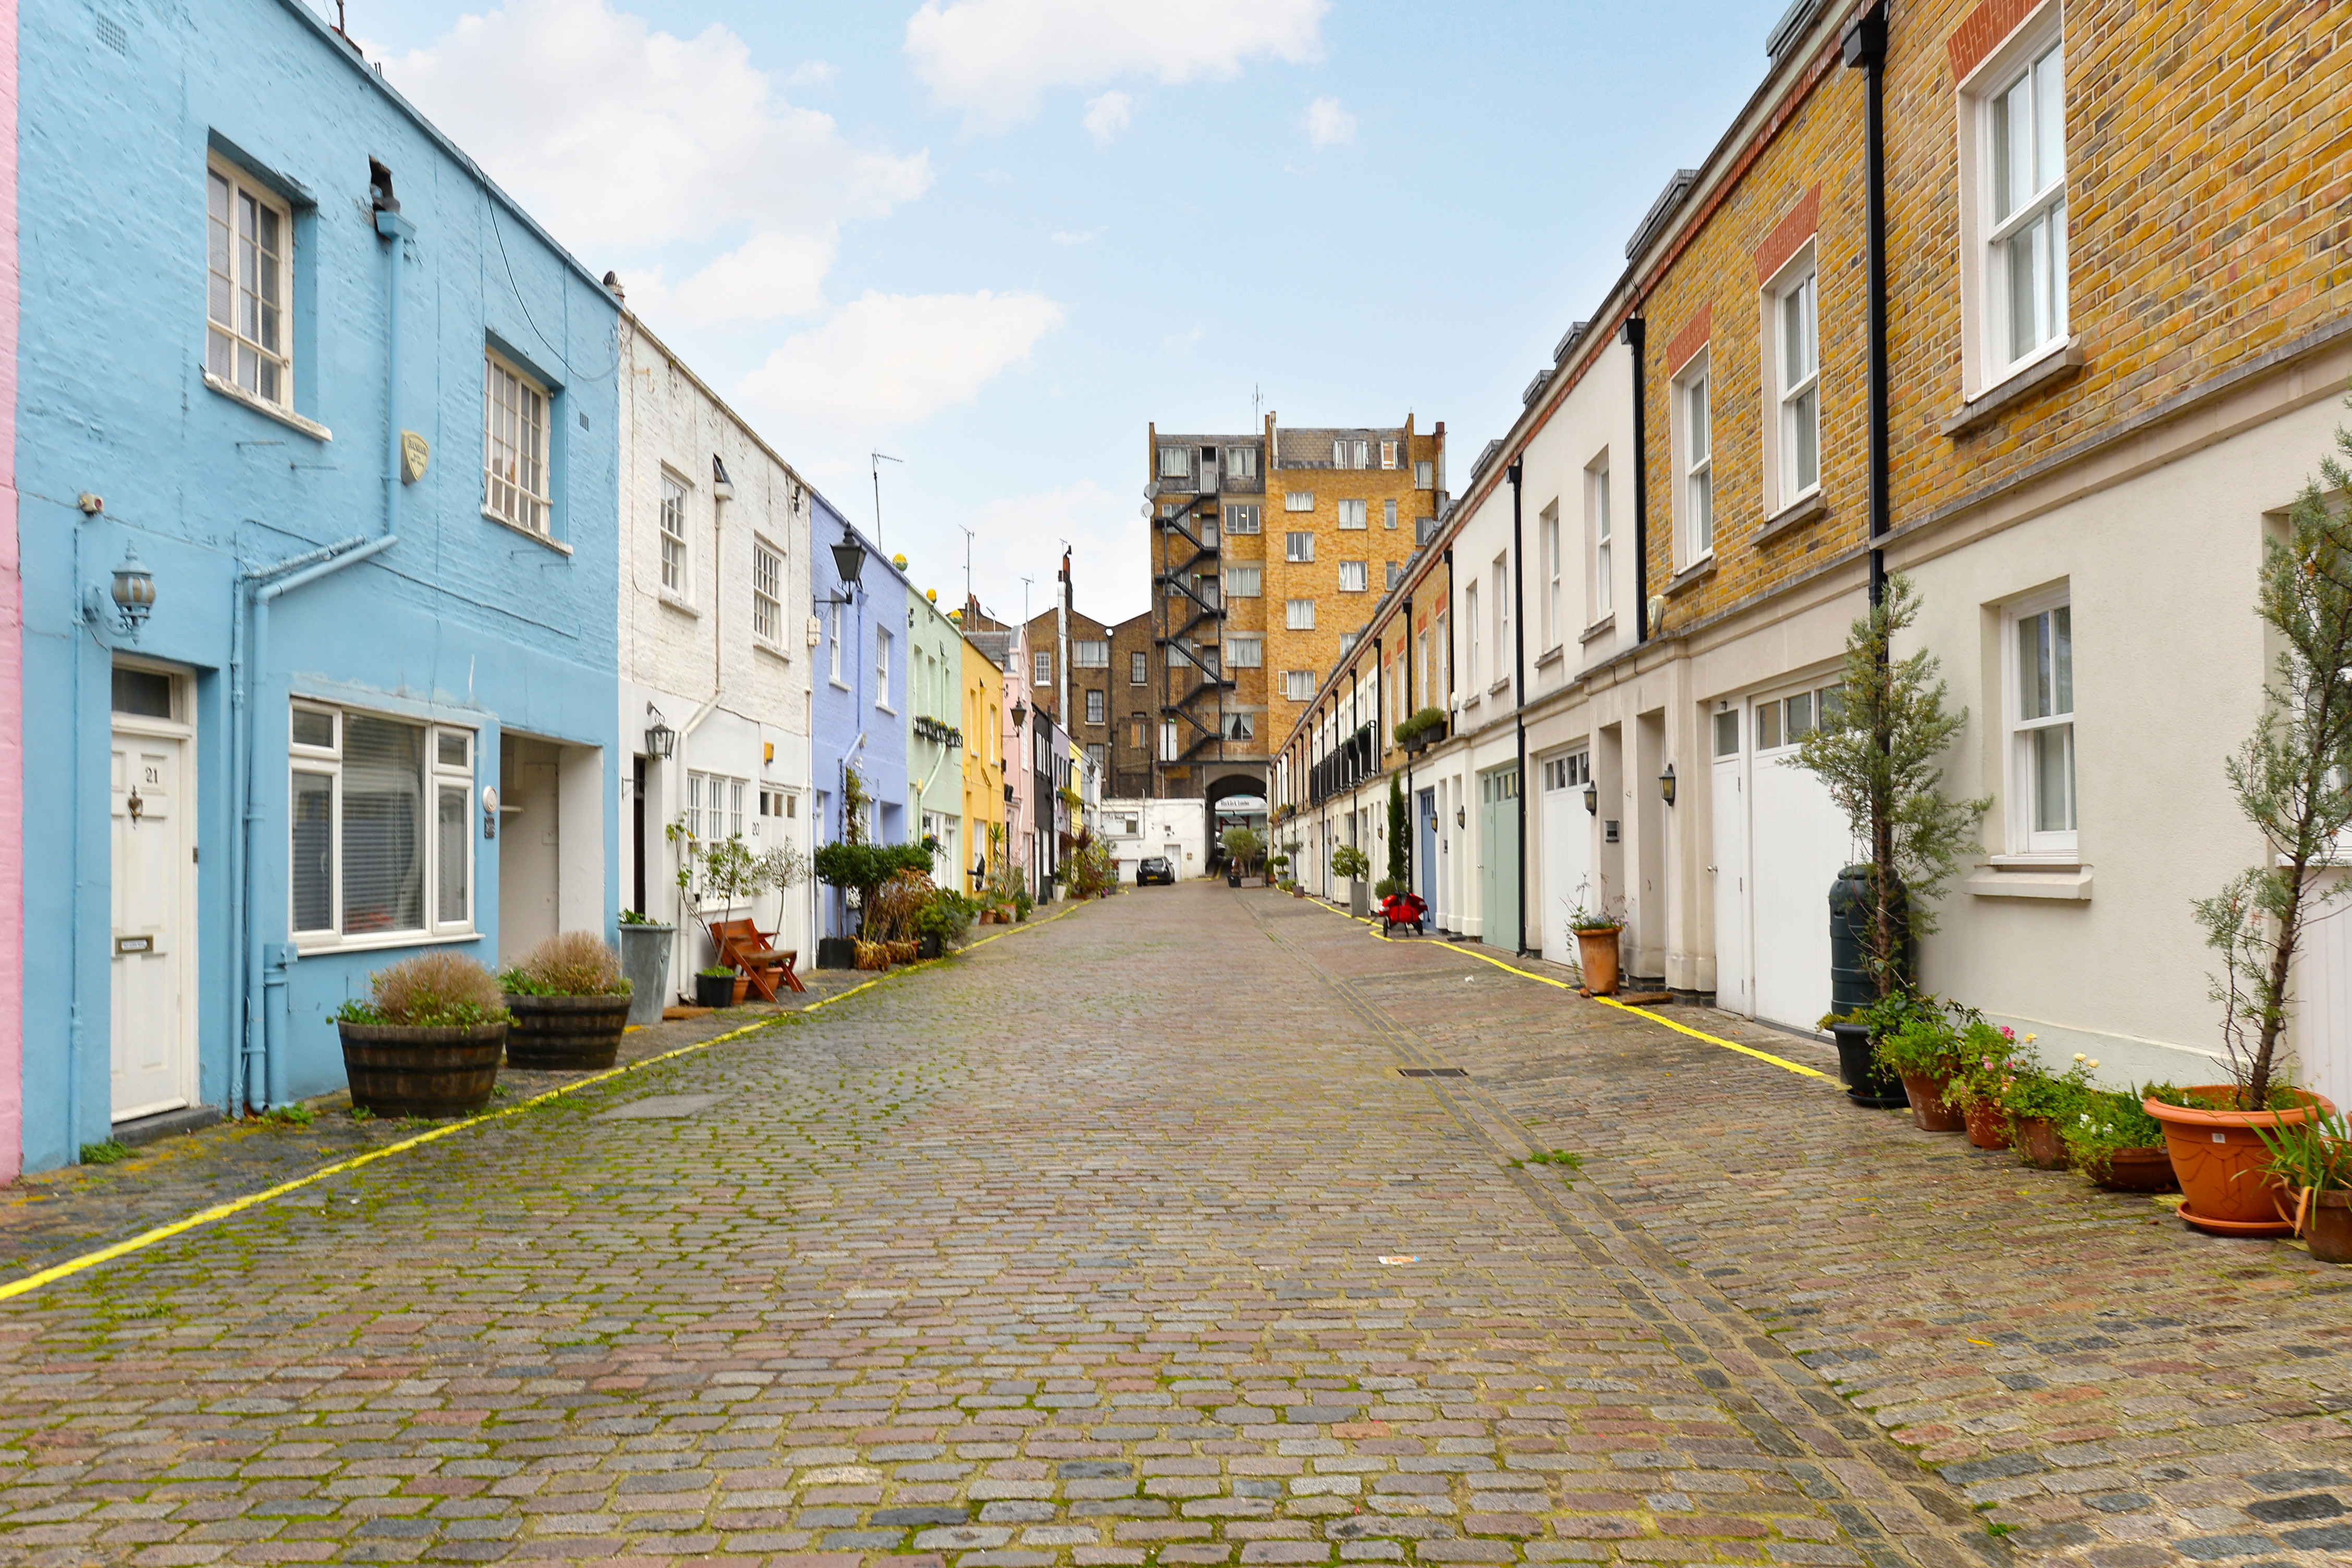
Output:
[{"left": 956, "top": 620, "right": 1009, "bottom": 895}]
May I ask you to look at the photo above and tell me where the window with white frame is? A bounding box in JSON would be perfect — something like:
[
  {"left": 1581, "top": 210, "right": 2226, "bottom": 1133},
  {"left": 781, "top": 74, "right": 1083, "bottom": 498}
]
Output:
[
  {"left": 1491, "top": 555, "right": 1510, "bottom": 683},
  {"left": 1981, "top": 30, "right": 2067, "bottom": 376},
  {"left": 290, "top": 705, "right": 475, "bottom": 946},
  {"left": 1338, "top": 561, "right": 1368, "bottom": 593},
  {"left": 1540, "top": 501, "right": 1561, "bottom": 646},
  {"left": 1224, "top": 503, "right": 1261, "bottom": 534},
  {"left": 206, "top": 160, "right": 291, "bottom": 407},
  {"left": 1286, "top": 598, "right": 1316, "bottom": 630},
  {"left": 875, "top": 628, "right": 893, "bottom": 708},
  {"left": 1773, "top": 262, "right": 1820, "bottom": 507},
  {"left": 1224, "top": 635, "right": 1264, "bottom": 668},
  {"left": 1086, "top": 689, "right": 1105, "bottom": 725},
  {"left": 1226, "top": 565, "right": 1262, "bottom": 597},
  {"left": 483, "top": 350, "right": 552, "bottom": 535},
  {"left": 1159, "top": 720, "right": 1179, "bottom": 761},
  {"left": 1680, "top": 360, "right": 1713, "bottom": 562},
  {"left": 1226, "top": 713, "right": 1255, "bottom": 741},
  {"left": 1386, "top": 561, "right": 1403, "bottom": 591},
  {"left": 1383, "top": 498, "right": 1398, "bottom": 531},
  {"left": 1588, "top": 458, "right": 1612, "bottom": 620},
  {"left": 829, "top": 602, "right": 845, "bottom": 683},
  {"left": 1285, "top": 492, "right": 1315, "bottom": 511},
  {"left": 1339, "top": 498, "right": 1368, "bottom": 530},
  {"left": 1465, "top": 582, "right": 1481, "bottom": 688},
  {"left": 658, "top": 473, "right": 690, "bottom": 596},
  {"left": 1033, "top": 650, "right": 1051, "bottom": 686},
  {"left": 2007, "top": 594, "right": 2075, "bottom": 852},
  {"left": 1159, "top": 445, "right": 1190, "bottom": 478},
  {"left": 752, "top": 536, "right": 783, "bottom": 644},
  {"left": 1339, "top": 631, "right": 1359, "bottom": 656},
  {"left": 1415, "top": 633, "right": 1429, "bottom": 708},
  {"left": 1414, "top": 460, "right": 1434, "bottom": 490},
  {"left": 1073, "top": 640, "right": 1109, "bottom": 667},
  {"left": 1751, "top": 682, "right": 1841, "bottom": 754},
  {"left": 1227, "top": 446, "right": 1257, "bottom": 479},
  {"left": 1285, "top": 532, "right": 1315, "bottom": 562},
  {"left": 1284, "top": 669, "right": 1316, "bottom": 702},
  {"left": 1380, "top": 440, "right": 1398, "bottom": 470}
]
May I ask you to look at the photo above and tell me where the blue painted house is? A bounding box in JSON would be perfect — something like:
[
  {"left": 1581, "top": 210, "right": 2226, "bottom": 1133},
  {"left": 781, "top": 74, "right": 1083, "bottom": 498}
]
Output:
[
  {"left": 808, "top": 494, "right": 911, "bottom": 941},
  {"left": 16, "top": 0, "right": 622, "bottom": 1169}
]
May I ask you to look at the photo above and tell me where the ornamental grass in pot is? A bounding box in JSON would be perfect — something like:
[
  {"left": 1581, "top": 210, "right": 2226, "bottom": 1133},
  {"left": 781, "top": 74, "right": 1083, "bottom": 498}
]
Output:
[
  {"left": 1869, "top": 992, "right": 1964, "bottom": 1133},
  {"left": 334, "top": 951, "right": 511, "bottom": 1119},
  {"left": 2061, "top": 1088, "right": 2178, "bottom": 1193},
  {"left": 693, "top": 965, "right": 738, "bottom": 1007},
  {"left": 2255, "top": 1105, "right": 2352, "bottom": 1263},
  {"left": 499, "top": 932, "right": 632, "bottom": 1071}
]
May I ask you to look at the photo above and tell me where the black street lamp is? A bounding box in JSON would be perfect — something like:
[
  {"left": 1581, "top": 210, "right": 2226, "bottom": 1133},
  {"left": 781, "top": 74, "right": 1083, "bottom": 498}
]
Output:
[{"left": 643, "top": 701, "right": 676, "bottom": 760}]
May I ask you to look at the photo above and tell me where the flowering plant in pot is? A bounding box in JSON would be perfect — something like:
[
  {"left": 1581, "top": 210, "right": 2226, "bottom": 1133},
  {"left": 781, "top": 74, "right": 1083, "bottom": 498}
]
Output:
[
  {"left": 2253, "top": 1105, "right": 2352, "bottom": 1264},
  {"left": 1943, "top": 1018, "right": 2024, "bottom": 1150},
  {"left": 499, "top": 932, "right": 633, "bottom": 1071},
  {"left": 1868, "top": 991, "right": 1965, "bottom": 1132},
  {"left": 2163, "top": 408, "right": 2352, "bottom": 1233},
  {"left": 2061, "top": 1087, "right": 2177, "bottom": 1193},
  {"left": 1997, "top": 1051, "right": 2098, "bottom": 1170},
  {"left": 333, "top": 952, "right": 512, "bottom": 1119},
  {"left": 1565, "top": 881, "right": 1624, "bottom": 995}
]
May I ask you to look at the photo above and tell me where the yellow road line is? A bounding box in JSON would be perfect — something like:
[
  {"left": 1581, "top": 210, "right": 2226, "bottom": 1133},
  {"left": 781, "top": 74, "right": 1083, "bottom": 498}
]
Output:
[
  {"left": 1298, "top": 890, "right": 1833, "bottom": 1083},
  {"left": 0, "top": 903, "right": 1078, "bottom": 1306}
]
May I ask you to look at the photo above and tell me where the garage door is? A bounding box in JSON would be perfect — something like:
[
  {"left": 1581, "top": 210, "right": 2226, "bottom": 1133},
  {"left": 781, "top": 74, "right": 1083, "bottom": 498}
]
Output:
[
  {"left": 1538, "top": 750, "right": 1592, "bottom": 962},
  {"left": 1744, "top": 684, "right": 1857, "bottom": 1033},
  {"left": 2294, "top": 889, "right": 2352, "bottom": 1111}
]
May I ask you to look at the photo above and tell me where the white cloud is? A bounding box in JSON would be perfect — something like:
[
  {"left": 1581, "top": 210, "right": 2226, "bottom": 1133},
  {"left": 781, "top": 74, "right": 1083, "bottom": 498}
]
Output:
[
  {"left": 1082, "top": 90, "right": 1134, "bottom": 146},
  {"left": 384, "top": 0, "right": 930, "bottom": 325},
  {"left": 737, "top": 290, "right": 1065, "bottom": 433},
  {"left": 966, "top": 481, "right": 1147, "bottom": 619},
  {"left": 905, "top": 0, "right": 1327, "bottom": 131},
  {"left": 1303, "top": 95, "right": 1357, "bottom": 149},
  {"left": 1050, "top": 228, "right": 1102, "bottom": 246},
  {"left": 785, "top": 58, "right": 838, "bottom": 88}
]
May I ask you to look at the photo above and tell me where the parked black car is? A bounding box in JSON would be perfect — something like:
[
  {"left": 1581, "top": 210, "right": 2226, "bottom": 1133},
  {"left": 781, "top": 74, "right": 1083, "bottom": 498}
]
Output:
[{"left": 1136, "top": 856, "right": 1175, "bottom": 886}]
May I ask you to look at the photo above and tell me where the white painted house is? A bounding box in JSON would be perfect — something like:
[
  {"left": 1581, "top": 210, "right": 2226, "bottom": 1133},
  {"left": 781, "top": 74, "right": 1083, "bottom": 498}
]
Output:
[{"left": 616, "top": 310, "right": 814, "bottom": 1005}]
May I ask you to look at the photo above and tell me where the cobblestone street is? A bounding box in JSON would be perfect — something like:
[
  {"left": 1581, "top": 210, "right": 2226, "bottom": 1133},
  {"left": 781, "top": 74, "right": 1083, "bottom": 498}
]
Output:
[{"left": 0, "top": 887, "right": 2345, "bottom": 1568}]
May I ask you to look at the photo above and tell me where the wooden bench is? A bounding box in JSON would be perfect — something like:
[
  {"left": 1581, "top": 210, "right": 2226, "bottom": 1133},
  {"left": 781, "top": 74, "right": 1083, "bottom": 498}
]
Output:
[{"left": 708, "top": 917, "right": 805, "bottom": 1000}]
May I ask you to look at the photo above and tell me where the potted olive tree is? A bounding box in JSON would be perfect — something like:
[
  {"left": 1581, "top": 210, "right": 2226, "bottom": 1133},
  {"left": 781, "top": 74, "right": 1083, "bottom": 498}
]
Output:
[
  {"left": 500, "top": 931, "right": 633, "bottom": 1071},
  {"left": 2159, "top": 407, "right": 2352, "bottom": 1234},
  {"left": 1332, "top": 843, "right": 1373, "bottom": 917},
  {"left": 1221, "top": 826, "right": 1264, "bottom": 887},
  {"left": 334, "top": 951, "right": 511, "bottom": 1118},
  {"left": 1790, "top": 573, "right": 1987, "bottom": 1105}
]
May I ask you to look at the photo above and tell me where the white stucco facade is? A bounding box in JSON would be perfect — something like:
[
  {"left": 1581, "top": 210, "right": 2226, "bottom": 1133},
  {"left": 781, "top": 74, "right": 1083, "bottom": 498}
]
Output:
[{"left": 616, "top": 312, "right": 815, "bottom": 1005}]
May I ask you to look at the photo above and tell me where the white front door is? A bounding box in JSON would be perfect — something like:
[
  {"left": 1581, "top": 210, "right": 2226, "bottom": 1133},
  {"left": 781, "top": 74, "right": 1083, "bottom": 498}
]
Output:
[
  {"left": 112, "top": 705, "right": 196, "bottom": 1122},
  {"left": 1539, "top": 752, "right": 1592, "bottom": 960},
  {"left": 1711, "top": 711, "right": 1751, "bottom": 1015}
]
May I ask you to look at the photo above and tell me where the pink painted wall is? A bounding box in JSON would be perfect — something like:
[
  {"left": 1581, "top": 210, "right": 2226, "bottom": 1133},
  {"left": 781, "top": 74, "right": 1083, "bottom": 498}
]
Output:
[{"left": 0, "top": 0, "right": 22, "bottom": 1183}]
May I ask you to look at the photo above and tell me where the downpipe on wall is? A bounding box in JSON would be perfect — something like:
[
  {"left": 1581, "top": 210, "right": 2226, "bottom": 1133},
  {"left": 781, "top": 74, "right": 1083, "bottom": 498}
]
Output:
[{"left": 1507, "top": 459, "right": 1528, "bottom": 957}]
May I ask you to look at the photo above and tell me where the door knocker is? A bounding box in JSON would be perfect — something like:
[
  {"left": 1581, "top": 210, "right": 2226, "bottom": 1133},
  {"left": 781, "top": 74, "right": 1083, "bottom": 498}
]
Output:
[{"left": 126, "top": 785, "right": 145, "bottom": 824}]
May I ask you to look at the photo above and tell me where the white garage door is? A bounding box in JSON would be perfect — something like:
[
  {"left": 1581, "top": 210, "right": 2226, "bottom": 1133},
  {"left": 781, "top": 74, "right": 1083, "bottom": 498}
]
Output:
[
  {"left": 1710, "top": 709, "right": 1750, "bottom": 1016},
  {"left": 1745, "top": 685, "right": 1857, "bottom": 1033},
  {"left": 1538, "top": 751, "right": 1592, "bottom": 962},
  {"left": 2294, "top": 890, "right": 2352, "bottom": 1111}
]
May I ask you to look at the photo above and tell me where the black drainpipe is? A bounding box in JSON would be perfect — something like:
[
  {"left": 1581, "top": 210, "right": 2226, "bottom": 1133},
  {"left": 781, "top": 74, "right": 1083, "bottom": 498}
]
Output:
[
  {"left": 1508, "top": 459, "right": 1529, "bottom": 956},
  {"left": 1844, "top": 3, "right": 1889, "bottom": 609},
  {"left": 1401, "top": 592, "right": 1414, "bottom": 891},
  {"left": 1621, "top": 317, "right": 1650, "bottom": 641}
]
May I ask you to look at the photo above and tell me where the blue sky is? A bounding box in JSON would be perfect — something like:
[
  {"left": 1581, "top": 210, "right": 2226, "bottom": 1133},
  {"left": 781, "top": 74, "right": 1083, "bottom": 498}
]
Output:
[{"left": 326, "top": 0, "right": 1784, "bottom": 624}]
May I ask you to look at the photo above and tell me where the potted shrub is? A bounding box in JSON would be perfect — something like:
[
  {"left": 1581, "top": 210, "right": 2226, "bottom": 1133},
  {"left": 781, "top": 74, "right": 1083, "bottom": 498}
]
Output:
[
  {"left": 1332, "top": 844, "right": 1373, "bottom": 917},
  {"left": 1789, "top": 574, "right": 1989, "bottom": 1068},
  {"left": 2162, "top": 415, "right": 2352, "bottom": 1233},
  {"left": 1870, "top": 992, "right": 1965, "bottom": 1132},
  {"left": 499, "top": 931, "right": 633, "bottom": 1071},
  {"left": 1944, "top": 1022, "right": 2019, "bottom": 1150},
  {"left": 616, "top": 908, "right": 674, "bottom": 1026},
  {"left": 1566, "top": 895, "right": 1623, "bottom": 996},
  {"left": 1999, "top": 1052, "right": 2097, "bottom": 1170},
  {"left": 1393, "top": 706, "right": 1447, "bottom": 754},
  {"left": 1221, "top": 826, "right": 1264, "bottom": 888},
  {"left": 2061, "top": 1087, "right": 2178, "bottom": 1193},
  {"left": 334, "top": 951, "right": 511, "bottom": 1119},
  {"left": 2255, "top": 1105, "right": 2352, "bottom": 1263},
  {"left": 693, "top": 965, "right": 738, "bottom": 1007}
]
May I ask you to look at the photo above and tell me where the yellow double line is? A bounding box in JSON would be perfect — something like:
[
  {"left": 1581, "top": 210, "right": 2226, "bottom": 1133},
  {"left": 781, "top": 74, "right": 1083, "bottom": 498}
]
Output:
[
  {"left": 0, "top": 904, "right": 1075, "bottom": 1305},
  {"left": 1313, "top": 896, "right": 1833, "bottom": 1083}
]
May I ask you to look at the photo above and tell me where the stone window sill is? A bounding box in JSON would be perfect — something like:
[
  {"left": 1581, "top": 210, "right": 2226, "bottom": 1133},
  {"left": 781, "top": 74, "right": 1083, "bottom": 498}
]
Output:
[
  {"left": 1943, "top": 341, "right": 2086, "bottom": 438},
  {"left": 1534, "top": 643, "right": 1566, "bottom": 669},
  {"left": 203, "top": 370, "right": 332, "bottom": 442},
  {"left": 482, "top": 509, "right": 572, "bottom": 555},
  {"left": 1664, "top": 555, "right": 1717, "bottom": 598},
  {"left": 658, "top": 593, "right": 700, "bottom": 618},
  {"left": 1579, "top": 613, "right": 1617, "bottom": 646},
  {"left": 1964, "top": 863, "right": 2092, "bottom": 900},
  {"left": 1756, "top": 487, "right": 1827, "bottom": 544}
]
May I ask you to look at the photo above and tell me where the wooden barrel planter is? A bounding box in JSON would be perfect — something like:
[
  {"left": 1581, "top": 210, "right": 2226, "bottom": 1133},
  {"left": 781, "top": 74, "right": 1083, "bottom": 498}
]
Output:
[
  {"left": 503, "top": 993, "right": 631, "bottom": 1071},
  {"left": 338, "top": 1021, "right": 505, "bottom": 1119}
]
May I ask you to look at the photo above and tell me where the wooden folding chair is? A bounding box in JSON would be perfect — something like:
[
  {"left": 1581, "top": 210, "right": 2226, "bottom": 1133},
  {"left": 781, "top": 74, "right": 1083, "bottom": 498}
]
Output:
[{"left": 709, "top": 917, "right": 806, "bottom": 998}]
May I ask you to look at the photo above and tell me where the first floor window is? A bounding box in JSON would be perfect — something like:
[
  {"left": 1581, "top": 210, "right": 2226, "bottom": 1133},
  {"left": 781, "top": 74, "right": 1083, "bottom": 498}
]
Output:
[
  {"left": 1287, "top": 598, "right": 1316, "bottom": 630},
  {"left": 1338, "top": 561, "right": 1368, "bottom": 593},
  {"left": 752, "top": 537, "right": 783, "bottom": 643},
  {"left": 484, "top": 350, "right": 552, "bottom": 535},
  {"left": 659, "top": 473, "right": 690, "bottom": 594},
  {"left": 1776, "top": 267, "right": 1820, "bottom": 505},
  {"left": 1681, "top": 365, "right": 1713, "bottom": 561},
  {"left": 1074, "top": 639, "right": 1109, "bottom": 668},
  {"left": 206, "top": 161, "right": 290, "bottom": 407},
  {"left": 1130, "top": 651, "right": 1148, "bottom": 684},
  {"left": 1086, "top": 689, "right": 1106, "bottom": 725},
  {"left": 290, "top": 705, "right": 475, "bottom": 944},
  {"left": 2010, "top": 596, "right": 2076, "bottom": 851},
  {"left": 876, "top": 628, "right": 893, "bottom": 706},
  {"left": 1988, "top": 35, "right": 2068, "bottom": 368}
]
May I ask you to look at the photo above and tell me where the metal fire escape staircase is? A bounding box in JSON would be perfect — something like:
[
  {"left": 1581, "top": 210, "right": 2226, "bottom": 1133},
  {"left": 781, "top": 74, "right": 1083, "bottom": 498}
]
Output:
[{"left": 1153, "top": 494, "right": 1231, "bottom": 761}]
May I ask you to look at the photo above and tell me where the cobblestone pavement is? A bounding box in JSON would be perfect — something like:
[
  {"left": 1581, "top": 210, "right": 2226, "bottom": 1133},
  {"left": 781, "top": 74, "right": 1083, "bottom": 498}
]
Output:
[{"left": 0, "top": 887, "right": 2341, "bottom": 1568}]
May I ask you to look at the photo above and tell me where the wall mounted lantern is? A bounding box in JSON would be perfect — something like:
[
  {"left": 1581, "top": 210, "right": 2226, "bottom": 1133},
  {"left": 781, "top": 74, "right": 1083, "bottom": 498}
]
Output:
[
  {"left": 1011, "top": 699, "right": 1028, "bottom": 730},
  {"left": 1659, "top": 762, "right": 1677, "bottom": 807},
  {"left": 111, "top": 542, "right": 157, "bottom": 637},
  {"left": 644, "top": 702, "right": 677, "bottom": 760},
  {"left": 1583, "top": 779, "right": 1598, "bottom": 815}
]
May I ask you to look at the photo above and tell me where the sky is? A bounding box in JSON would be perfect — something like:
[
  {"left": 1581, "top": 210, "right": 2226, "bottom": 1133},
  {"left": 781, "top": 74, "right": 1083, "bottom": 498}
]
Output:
[{"left": 322, "top": 0, "right": 1786, "bottom": 626}]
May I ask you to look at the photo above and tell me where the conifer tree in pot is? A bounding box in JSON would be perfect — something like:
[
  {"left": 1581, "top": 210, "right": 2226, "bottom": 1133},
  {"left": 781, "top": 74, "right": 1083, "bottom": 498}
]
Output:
[
  {"left": 1789, "top": 573, "right": 1987, "bottom": 1105},
  {"left": 2159, "top": 405, "right": 2352, "bottom": 1235}
]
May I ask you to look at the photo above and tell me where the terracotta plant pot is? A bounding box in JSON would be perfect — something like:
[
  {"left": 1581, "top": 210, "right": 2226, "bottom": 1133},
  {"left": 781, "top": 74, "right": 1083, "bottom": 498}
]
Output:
[
  {"left": 2014, "top": 1114, "right": 2069, "bottom": 1170},
  {"left": 2145, "top": 1086, "right": 2340, "bottom": 1236},
  {"left": 1898, "top": 1067, "right": 1964, "bottom": 1132},
  {"left": 1963, "top": 1098, "right": 2012, "bottom": 1150},
  {"left": 2090, "top": 1147, "right": 2178, "bottom": 1193},
  {"left": 2299, "top": 1190, "right": 2352, "bottom": 1264},
  {"left": 1574, "top": 926, "right": 1622, "bottom": 996},
  {"left": 338, "top": 1021, "right": 505, "bottom": 1119},
  {"left": 502, "top": 993, "right": 631, "bottom": 1071}
]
